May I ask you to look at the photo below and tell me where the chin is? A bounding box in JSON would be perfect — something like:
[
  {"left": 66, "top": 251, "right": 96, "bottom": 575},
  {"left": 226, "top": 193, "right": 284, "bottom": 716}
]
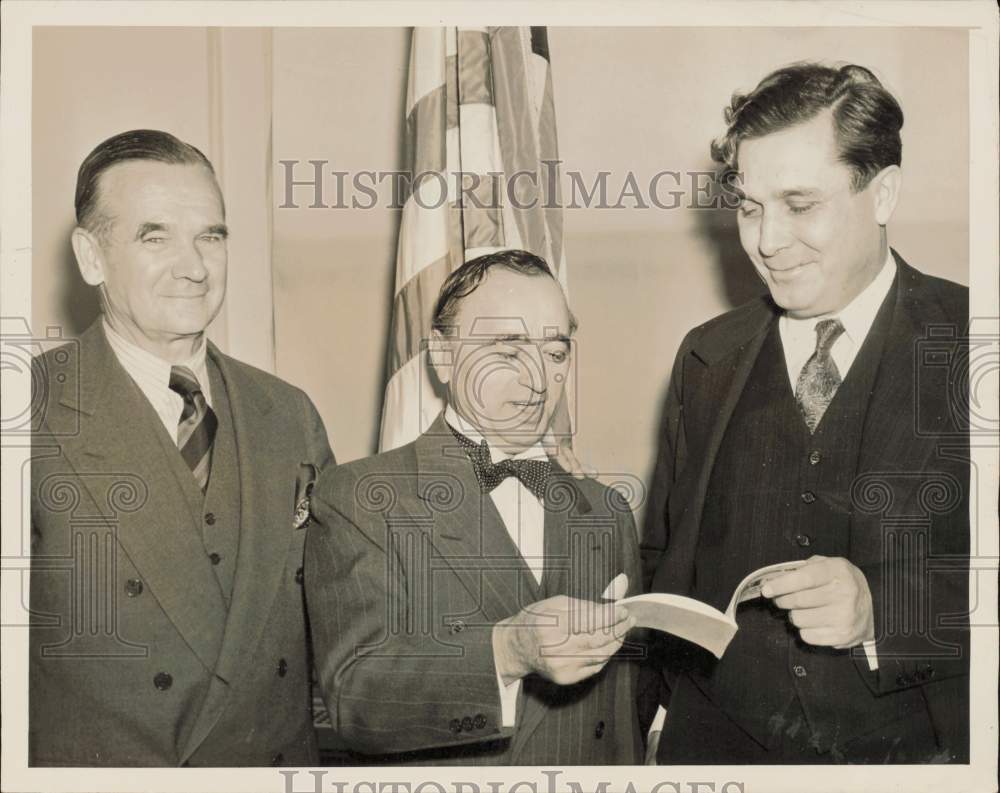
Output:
[{"left": 769, "top": 286, "right": 823, "bottom": 317}]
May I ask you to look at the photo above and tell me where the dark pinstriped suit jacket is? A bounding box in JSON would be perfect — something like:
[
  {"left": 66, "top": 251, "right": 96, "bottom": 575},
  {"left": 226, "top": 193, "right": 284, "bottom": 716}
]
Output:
[{"left": 305, "top": 413, "right": 643, "bottom": 764}]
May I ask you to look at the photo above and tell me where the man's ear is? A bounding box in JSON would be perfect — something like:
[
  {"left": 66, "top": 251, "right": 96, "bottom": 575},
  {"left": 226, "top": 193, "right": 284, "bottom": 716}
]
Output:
[
  {"left": 71, "top": 226, "right": 106, "bottom": 287},
  {"left": 428, "top": 328, "right": 454, "bottom": 386},
  {"left": 870, "top": 164, "right": 902, "bottom": 226}
]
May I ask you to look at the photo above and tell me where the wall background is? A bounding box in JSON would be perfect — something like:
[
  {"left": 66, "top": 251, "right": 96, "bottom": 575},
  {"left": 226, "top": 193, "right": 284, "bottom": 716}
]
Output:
[{"left": 33, "top": 26, "right": 969, "bottom": 527}]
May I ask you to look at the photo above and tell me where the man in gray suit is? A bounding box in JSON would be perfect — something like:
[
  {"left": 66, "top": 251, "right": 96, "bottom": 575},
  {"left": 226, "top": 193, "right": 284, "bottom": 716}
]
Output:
[
  {"left": 30, "top": 130, "right": 334, "bottom": 766},
  {"left": 306, "top": 249, "right": 643, "bottom": 764}
]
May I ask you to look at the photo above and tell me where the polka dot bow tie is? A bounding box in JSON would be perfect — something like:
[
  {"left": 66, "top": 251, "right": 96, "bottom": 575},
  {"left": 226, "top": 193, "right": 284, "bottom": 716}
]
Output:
[{"left": 451, "top": 428, "right": 551, "bottom": 501}]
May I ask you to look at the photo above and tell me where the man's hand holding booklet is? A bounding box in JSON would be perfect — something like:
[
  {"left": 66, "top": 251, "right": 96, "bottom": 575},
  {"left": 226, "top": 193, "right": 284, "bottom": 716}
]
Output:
[{"left": 602, "top": 560, "right": 809, "bottom": 658}]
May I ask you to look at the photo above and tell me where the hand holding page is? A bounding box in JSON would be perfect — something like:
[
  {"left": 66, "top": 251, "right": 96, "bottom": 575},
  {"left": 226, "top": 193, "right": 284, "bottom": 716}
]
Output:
[{"left": 614, "top": 560, "right": 808, "bottom": 658}]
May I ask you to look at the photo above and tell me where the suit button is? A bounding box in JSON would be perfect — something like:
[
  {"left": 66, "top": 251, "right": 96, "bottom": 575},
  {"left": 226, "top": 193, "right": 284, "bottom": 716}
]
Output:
[
  {"left": 795, "top": 534, "right": 811, "bottom": 547},
  {"left": 153, "top": 672, "right": 173, "bottom": 690},
  {"left": 209, "top": 552, "right": 221, "bottom": 565},
  {"left": 270, "top": 752, "right": 284, "bottom": 766},
  {"left": 473, "top": 713, "right": 486, "bottom": 729},
  {"left": 896, "top": 673, "right": 908, "bottom": 686},
  {"left": 295, "top": 567, "right": 304, "bottom": 585},
  {"left": 124, "top": 578, "right": 144, "bottom": 597},
  {"left": 594, "top": 720, "right": 606, "bottom": 739},
  {"left": 792, "top": 665, "right": 807, "bottom": 678},
  {"left": 808, "top": 450, "right": 821, "bottom": 465},
  {"left": 277, "top": 658, "right": 288, "bottom": 677},
  {"left": 800, "top": 491, "right": 816, "bottom": 504},
  {"left": 449, "top": 620, "right": 466, "bottom": 634},
  {"left": 204, "top": 512, "right": 216, "bottom": 525},
  {"left": 461, "top": 716, "right": 473, "bottom": 731},
  {"left": 449, "top": 718, "right": 462, "bottom": 733}
]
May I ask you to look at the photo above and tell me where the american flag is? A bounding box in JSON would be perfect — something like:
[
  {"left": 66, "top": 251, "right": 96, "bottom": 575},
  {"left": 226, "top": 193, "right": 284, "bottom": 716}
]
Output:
[{"left": 378, "top": 26, "right": 569, "bottom": 452}]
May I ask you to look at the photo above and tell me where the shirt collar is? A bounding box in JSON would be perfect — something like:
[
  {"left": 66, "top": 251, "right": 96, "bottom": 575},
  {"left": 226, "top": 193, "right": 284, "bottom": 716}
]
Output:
[
  {"left": 781, "top": 248, "right": 896, "bottom": 344},
  {"left": 443, "top": 404, "right": 547, "bottom": 463},
  {"left": 102, "top": 318, "right": 208, "bottom": 385}
]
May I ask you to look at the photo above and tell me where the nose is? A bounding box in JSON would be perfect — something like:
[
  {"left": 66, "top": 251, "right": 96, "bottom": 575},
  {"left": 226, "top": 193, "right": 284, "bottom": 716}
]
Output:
[
  {"left": 172, "top": 239, "right": 209, "bottom": 282},
  {"left": 756, "top": 209, "right": 792, "bottom": 259},
  {"left": 516, "top": 345, "right": 547, "bottom": 393}
]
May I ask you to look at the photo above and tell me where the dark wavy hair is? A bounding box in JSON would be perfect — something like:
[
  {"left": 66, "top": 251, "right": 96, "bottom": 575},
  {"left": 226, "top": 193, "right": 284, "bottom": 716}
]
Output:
[
  {"left": 711, "top": 62, "right": 904, "bottom": 192},
  {"left": 431, "top": 249, "right": 577, "bottom": 335},
  {"left": 75, "top": 129, "right": 219, "bottom": 241}
]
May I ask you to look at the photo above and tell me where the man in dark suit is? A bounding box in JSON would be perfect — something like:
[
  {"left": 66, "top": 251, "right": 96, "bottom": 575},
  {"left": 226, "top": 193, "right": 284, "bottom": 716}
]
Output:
[
  {"left": 30, "top": 130, "right": 334, "bottom": 766},
  {"left": 306, "top": 249, "right": 643, "bottom": 764},
  {"left": 642, "top": 63, "right": 969, "bottom": 763}
]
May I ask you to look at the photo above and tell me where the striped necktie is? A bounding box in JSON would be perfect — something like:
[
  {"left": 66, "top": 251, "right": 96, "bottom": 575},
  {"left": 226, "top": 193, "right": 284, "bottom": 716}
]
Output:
[
  {"left": 794, "top": 318, "right": 846, "bottom": 434},
  {"left": 169, "top": 365, "right": 217, "bottom": 492}
]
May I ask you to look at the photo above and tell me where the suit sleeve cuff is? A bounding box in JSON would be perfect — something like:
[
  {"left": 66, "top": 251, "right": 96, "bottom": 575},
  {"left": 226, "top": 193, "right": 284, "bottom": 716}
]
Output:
[
  {"left": 862, "top": 639, "right": 879, "bottom": 671},
  {"left": 496, "top": 666, "right": 521, "bottom": 727},
  {"left": 648, "top": 705, "right": 667, "bottom": 737}
]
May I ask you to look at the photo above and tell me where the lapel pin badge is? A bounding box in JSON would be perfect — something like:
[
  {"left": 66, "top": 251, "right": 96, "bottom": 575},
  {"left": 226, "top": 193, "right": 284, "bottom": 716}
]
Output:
[{"left": 293, "top": 463, "right": 318, "bottom": 529}]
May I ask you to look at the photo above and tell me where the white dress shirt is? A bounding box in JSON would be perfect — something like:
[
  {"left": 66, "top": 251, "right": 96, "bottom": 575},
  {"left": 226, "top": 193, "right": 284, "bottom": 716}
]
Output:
[
  {"left": 779, "top": 249, "right": 896, "bottom": 389},
  {"left": 648, "top": 251, "right": 896, "bottom": 749},
  {"left": 444, "top": 405, "right": 547, "bottom": 727},
  {"left": 103, "top": 320, "right": 212, "bottom": 444}
]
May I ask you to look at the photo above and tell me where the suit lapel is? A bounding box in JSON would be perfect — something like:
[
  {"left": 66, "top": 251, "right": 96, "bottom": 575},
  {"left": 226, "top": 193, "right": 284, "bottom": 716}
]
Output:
[
  {"left": 851, "top": 257, "right": 954, "bottom": 558},
  {"left": 54, "top": 324, "right": 228, "bottom": 671},
  {"left": 668, "top": 300, "right": 776, "bottom": 592},
  {"left": 206, "top": 346, "right": 295, "bottom": 685},
  {"left": 418, "top": 415, "right": 536, "bottom": 623}
]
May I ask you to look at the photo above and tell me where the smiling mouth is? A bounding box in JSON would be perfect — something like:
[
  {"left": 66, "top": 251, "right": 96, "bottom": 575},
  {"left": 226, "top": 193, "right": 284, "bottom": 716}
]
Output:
[
  {"left": 510, "top": 399, "right": 545, "bottom": 408},
  {"left": 766, "top": 261, "right": 813, "bottom": 279}
]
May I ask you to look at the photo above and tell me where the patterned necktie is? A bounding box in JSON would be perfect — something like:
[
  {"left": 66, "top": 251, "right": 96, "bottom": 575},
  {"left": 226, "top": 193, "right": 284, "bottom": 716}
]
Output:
[
  {"left": 169, "top": 365, "right": 218, "bottom": 492},
  {"left": 450, "top": 427, "right": 551, "bottom": 500},
  {"left": 794, "top": 318, "right": 846, "bottom": 434}
]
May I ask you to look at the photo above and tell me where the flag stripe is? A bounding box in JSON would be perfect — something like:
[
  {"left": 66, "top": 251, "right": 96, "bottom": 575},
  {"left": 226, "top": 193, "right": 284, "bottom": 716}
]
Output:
[
  {"left": 491, "top": 27, "right": 549, "bottom": 266},
  {"left": 538, "top": 70, "right": 563, "bottom": 274},
  {"left": 404, "top": 83, "right": 447, "bottom": 187},
  {"left": 457, "top": 30, "right": 493, "bottom": 106},
  {"left": 406, "top": 27, "right": 447, "bottom": 114},
  {"left": 463, "top": 200, "right": 504, "bottom": 251},
  {"left": 387, "top": 254, "right": 451, "bottom": 374},
  {"left": 378, "top": 353, "right": 442, "bottom": 452}
]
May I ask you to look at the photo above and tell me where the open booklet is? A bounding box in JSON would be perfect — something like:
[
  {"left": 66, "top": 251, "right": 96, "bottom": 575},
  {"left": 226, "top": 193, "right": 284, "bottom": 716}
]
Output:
[{"left": 603, "top": 560, "right": 808, "bottom": 659}]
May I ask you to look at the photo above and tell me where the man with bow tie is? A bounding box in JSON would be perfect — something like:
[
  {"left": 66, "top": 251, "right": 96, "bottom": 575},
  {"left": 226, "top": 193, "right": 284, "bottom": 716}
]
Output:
[
  {"left": 305, "top": 249, "right": 643, "bottom": 764},
  {"left": 30, "top": 130, "right": 334, "bottom": 766},
  {"left": 641, "top": 62, "right": 969, "bottom": 764}
]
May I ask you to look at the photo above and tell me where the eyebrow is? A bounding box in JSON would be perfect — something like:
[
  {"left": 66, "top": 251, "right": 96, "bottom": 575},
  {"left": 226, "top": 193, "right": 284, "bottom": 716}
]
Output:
[
  {"left": 736, "top": 187, "right": 822, "bottom": 204},
  {"left": 777, "top": 188, "right": 822, "bottom": 199},
  {"left": 134, "top": 222, "right": 167, "bottom": 241},
  {"left": 492, "top": 333, "right": 571, "bottom": 345},
  {"left": 133, "top": 222, "right": 229, "bottom": 241}
]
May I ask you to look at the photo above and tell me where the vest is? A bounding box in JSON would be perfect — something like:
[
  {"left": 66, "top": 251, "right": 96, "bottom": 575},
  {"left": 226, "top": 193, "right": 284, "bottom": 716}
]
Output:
[
  {"left": 162, "top": 356, "right": 242, "bottom": 606},
  {"left": 688, "top": 289, "right": 908, "bottom": 752}
]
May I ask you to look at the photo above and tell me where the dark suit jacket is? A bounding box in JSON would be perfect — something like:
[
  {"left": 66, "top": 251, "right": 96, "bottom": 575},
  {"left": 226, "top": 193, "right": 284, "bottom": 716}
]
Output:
[
  {"left": 29, "top": 321, "right": 334, "bottom": 766},
  {"left": 305, "top": 414, "right": 643, "bottom": 765},
  {"left": 641, "top": 253, "right": 969, "bottom": 758}
]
